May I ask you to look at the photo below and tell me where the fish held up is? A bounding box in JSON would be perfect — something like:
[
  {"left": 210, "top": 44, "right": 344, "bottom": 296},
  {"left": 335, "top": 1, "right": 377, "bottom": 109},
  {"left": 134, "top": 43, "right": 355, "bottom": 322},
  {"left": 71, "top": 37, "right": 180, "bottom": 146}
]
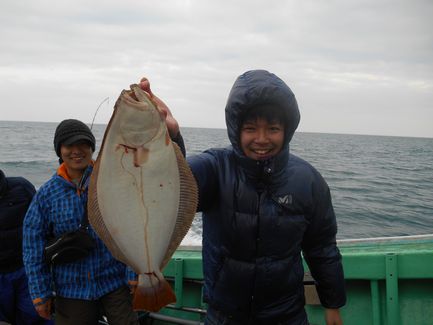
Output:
[{"left": 88, "top": 83, "right": 198, "bottom": 312}]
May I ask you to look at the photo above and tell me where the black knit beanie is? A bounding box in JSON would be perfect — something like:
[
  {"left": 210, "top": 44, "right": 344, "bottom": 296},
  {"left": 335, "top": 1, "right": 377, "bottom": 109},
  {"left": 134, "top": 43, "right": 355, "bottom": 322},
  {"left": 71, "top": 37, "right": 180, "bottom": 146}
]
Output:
[{"left": 53, "top": 119, "right": 96, "bottom": 157}]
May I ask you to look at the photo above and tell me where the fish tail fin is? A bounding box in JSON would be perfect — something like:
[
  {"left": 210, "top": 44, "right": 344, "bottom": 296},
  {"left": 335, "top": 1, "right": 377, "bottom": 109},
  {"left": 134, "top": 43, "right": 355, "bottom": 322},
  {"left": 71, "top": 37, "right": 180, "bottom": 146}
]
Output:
[{"left": 133, "top": 272, "right": 176, "bottom": 312}]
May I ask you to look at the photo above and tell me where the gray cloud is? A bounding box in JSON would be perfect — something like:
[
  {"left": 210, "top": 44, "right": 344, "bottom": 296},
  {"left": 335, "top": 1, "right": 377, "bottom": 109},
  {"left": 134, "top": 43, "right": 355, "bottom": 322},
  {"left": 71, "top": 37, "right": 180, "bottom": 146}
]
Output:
[{"left": 1, "top": 0, "right": 432, "bottom": 137}]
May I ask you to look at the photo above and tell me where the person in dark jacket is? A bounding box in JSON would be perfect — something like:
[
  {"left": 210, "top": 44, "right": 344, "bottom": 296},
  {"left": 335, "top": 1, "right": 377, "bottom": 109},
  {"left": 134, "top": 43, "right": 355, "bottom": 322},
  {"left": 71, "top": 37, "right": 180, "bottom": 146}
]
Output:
[
  {"left": 0, "top": 169, "right": 52, "bottom": 325},
  {"left": 139, "top": 70, "right": 346, "bottom": 325}
]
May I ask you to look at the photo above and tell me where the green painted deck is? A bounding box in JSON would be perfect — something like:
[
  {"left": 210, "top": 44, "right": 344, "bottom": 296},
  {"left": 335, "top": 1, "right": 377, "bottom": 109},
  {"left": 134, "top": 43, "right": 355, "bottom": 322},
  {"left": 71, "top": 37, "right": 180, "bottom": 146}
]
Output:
[{"left": 144, "top": 234, "right": 433, "bottom": 325}]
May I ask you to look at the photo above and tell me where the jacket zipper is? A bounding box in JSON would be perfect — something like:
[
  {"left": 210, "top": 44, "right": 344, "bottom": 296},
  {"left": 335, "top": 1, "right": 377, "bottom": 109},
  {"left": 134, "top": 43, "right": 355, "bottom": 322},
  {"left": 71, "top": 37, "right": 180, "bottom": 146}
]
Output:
[{"left": 249, "top": 187, "right": 263, "bottom": 322}]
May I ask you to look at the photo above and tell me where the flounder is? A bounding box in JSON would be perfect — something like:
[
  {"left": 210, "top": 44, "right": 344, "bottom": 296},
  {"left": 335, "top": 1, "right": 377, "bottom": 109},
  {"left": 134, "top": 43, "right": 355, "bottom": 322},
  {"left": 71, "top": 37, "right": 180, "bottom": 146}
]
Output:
[{"left": 88, "top": 84, "right": 198, "bottom": 311}]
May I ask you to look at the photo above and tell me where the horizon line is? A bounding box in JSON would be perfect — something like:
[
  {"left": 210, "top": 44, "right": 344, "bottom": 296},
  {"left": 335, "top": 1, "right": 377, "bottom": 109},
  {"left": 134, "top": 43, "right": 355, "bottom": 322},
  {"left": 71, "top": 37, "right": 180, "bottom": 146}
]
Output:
[{"left": 0, "top": 119, "right": 432, "bottom": 140}]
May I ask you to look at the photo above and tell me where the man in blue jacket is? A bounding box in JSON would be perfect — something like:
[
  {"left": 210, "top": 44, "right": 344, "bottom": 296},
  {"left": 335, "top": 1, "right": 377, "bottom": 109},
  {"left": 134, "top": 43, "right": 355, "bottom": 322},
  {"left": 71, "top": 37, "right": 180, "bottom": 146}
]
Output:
[
  {"left": 0, "top": 170, "right": 52, "bottom": 325},
  {"left": 23, "top": 119, "right": 138, "bottom": 325},
  {"left": 140, "top": 70, "right": 346, "bottom": 325}
]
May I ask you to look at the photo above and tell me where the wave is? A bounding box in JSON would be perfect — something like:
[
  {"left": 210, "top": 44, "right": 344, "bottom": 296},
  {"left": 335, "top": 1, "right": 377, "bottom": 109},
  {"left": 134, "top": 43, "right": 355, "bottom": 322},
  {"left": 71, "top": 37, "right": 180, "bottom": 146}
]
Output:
[
  {"left": 0, "top": 159, "right": 57, "bottom": 164},
  {"left": 2, "top": 121, "right": 433, "bottom": 240}
]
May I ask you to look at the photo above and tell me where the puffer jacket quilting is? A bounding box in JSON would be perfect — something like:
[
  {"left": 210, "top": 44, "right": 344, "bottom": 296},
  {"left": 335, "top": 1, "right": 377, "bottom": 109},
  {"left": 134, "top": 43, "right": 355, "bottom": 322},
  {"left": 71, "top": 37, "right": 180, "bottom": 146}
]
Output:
[{"left": 187, "top": 70, "right": 345, "bottom": 323}]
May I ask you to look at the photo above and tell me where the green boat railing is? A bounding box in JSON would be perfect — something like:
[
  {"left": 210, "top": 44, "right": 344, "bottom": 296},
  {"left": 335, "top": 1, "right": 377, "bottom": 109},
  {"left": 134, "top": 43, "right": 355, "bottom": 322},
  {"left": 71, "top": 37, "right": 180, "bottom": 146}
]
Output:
[
  {"left": 136, "top": 234, "right": 433, "bottom": 325},
  {"left": 327, "top": 234, "right": 433, "bottom": 325}
]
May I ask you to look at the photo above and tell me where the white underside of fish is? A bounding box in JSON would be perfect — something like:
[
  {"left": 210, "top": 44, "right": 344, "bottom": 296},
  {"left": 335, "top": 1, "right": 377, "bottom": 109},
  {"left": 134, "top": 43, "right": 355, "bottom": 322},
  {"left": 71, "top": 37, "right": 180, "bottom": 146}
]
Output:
[
  {"left": 88, "top": 84, "right": 198, "bottom": 311},
  {"left": 97, "top": 120, "right": 179, "bottom": 274}
]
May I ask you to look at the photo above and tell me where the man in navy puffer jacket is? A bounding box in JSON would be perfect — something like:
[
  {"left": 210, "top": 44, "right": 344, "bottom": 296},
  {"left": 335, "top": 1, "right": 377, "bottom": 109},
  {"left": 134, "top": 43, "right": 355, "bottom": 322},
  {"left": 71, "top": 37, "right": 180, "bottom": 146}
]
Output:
[{"left": 139, "top": 70, "right": 346, "bottom": 325}]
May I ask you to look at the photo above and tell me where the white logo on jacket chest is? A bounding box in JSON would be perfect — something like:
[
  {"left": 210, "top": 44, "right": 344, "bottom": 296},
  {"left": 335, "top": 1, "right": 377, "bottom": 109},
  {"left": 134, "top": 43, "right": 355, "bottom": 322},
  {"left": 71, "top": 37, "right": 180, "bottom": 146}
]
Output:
[{"left": 277, "top": 194, "right": 292, "bottom": 205}]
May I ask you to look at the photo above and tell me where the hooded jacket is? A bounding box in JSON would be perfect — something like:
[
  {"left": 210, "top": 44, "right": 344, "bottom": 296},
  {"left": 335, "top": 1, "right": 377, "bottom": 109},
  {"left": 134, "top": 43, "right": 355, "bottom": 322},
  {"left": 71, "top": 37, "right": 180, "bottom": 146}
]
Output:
[
  {"left": 187, "top": 70, "right": 346, "bottom": 324},
  {"left": 0, "top": 170, "right": 36, "bottom": 273}
]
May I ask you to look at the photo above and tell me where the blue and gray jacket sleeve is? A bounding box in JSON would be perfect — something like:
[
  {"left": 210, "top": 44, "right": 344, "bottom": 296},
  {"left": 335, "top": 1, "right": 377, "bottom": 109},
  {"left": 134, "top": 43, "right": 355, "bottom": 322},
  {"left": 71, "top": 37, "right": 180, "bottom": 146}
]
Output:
[{"left": 23, "top": 190, "right": 53, "bottom": 302}]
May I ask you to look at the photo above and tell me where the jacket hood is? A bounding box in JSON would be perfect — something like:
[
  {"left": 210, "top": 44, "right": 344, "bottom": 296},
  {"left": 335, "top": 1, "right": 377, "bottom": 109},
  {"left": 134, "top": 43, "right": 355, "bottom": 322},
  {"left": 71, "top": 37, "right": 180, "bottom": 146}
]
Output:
[{"left": 225, "top": 70, "right": 300, "bottom": 157}]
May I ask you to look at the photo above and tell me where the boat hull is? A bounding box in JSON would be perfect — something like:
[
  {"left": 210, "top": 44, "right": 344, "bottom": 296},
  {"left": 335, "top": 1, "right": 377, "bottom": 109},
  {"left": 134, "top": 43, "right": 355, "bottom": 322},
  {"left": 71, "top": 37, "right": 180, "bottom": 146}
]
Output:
[{"left": 137, "top": 234, "right": 433, "bottom": 325}]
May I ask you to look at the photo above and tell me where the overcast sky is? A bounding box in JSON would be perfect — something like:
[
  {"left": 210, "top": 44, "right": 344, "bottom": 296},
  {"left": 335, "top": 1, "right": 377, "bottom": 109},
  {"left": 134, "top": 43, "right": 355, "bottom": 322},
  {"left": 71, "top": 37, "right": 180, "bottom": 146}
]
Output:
[{"left": 1, "top": 0, "right": 432, "bottom": 138}]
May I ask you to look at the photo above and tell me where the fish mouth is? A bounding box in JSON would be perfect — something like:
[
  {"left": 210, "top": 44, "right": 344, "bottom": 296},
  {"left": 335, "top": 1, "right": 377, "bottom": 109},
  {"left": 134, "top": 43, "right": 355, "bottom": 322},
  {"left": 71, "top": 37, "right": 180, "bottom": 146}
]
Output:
[
  {"left": 127, "top": 89, "right": 149, "bottom": 102},
  {"left": 118, "top": 87, "right": 151, "bottom": 111},
  {"left": 120, "top": 85, "right": 168, "bottom": 127}
]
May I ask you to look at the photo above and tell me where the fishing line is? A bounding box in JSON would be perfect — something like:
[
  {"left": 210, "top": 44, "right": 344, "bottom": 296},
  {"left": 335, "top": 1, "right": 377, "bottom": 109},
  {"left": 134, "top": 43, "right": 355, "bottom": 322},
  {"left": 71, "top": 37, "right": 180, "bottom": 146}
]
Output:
[{"left": 90, "top": 97, "right": 110, "bottom": 130}]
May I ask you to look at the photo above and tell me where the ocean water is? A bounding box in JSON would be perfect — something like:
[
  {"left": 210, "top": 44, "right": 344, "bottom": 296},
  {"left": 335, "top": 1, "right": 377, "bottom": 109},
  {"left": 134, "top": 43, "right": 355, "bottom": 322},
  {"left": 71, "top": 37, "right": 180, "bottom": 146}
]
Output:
[{"left": 1, "top": 120, "right": 432, "bottom": 245}]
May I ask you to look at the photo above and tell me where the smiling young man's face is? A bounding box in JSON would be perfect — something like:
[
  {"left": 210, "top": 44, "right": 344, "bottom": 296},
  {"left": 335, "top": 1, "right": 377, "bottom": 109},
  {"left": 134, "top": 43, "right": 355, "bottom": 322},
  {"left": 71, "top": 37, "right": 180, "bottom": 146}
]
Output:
[
  {"left": 240, "top": 118, "right": 285, "bottom": 160},
  {"left": 60, "top": 141, "right": 93, "bottom": 179}
]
